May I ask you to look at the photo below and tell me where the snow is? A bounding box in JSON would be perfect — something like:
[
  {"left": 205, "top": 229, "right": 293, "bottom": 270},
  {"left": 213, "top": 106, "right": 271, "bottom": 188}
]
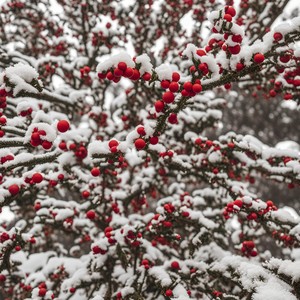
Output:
[
  {"left": 135, "top": 54, "right": 153, "bottom": 75},
  {"left": 155, "top": 64, "right": 173, "bottom": 80},
  {"left": 0, "top": 63, "right": 41, "bottom": 96},
  {"left": 96, "top": 51, "right": 135, "bottom": 73},
  {"left": 252, "top": 279, "right": 297, "bottom": 300},
  {"left": 148, "top": 266, "right": 172, "bottom": 286}
]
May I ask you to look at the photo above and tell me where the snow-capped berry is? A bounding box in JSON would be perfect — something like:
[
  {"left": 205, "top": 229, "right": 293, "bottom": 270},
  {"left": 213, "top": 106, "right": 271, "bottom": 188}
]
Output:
[
  {"left": 57, "top": 120, "right": 70, "bottom": 132},
  {"left": 253, "top": 53, "right": 265, "bottom": 63},
  {"left": 86, "top": 210, "right": 96, "bottom": 219},
  {"left": 135, "top": 138, "right": 146, "bottom": 150},
  {"left": 32, "top": 173, "right": 43, "bottom": 183},
  {"left": 9, "top": 184, "right": 20, "bottom": 195}
]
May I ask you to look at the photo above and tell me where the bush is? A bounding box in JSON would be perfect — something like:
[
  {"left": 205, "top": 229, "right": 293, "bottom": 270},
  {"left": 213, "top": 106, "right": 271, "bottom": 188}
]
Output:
[{"left": 0, "top": 1, "right": 300, "bottom": 299}]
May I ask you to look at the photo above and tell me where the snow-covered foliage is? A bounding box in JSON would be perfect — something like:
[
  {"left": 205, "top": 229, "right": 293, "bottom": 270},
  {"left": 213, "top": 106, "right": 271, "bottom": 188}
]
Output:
[{"left": 0, "top": 0, "right": 299, "bottom": 299}]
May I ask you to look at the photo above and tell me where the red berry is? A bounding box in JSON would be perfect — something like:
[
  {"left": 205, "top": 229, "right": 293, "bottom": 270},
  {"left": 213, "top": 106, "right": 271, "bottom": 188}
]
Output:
[
  {"left": 168, "top": 113, "right": 178, "bottom": 124},
  {"left": 91, "top": 167, "right": 101, "bottom": 177},
  {"left": 236, "top": 62, "right": 244, "bottom": 71},
  {"left": 196, "top": 49, "right": 206, "bottom": 56},
  {"left": 32, "top": 173, "right": 43, "bottom": 183},
  {"left": 109, "top": 140, "right": 119, "bottom": 148},
  {"left": 9, "top": 184, "right": 20, "bottom": 195},
  {"left": 224, "top": 83, "right": 231, "bottom": 90},
  {"left": 269, "top": 89, "right": 277, "bottom": 97},
  {"left": 232, "top": 34, "right": 242, "bottom": 43},
  {"left": 131, "top": 69, "right": 140, "bottom": 80},
  {"left": 169, "top": 82, "right": 179, "bottom": 92},
  {"left": 31, "top": 132, "right": 41, "bottom": 141},
  {"left": 34, "top": 202, "right": 41, "bottom": 211},
  {"left": 149, "top": 136, "right": 159, "bottom": 145},
  {"left": 280, "top": 54, "right": 290, "bottom": 63},
  {"left": 92, "top": 245, "right": 106, "bottom": 254},
  {"left": 69, "top": 287, "right": 76, "bottom": 293},
  {"left": 0, "top": 117, "right": 6, "bottom": 125},
  {"left": 224, "top": 14, "right": 232, "bottom": 22},
  {"left": 233, "top": 199, "right": 243, "bottom": 208},
  {"left": 228, "top": 44, "right": 241, "bottom": 55},
  {"left": 42, "top": 141, "right": 52, "bottom": 150},
  {"left": 82, "top": 190, "right": 90, "bottom": 198},
  {"left": 192, "top": 84, "right": 202, "bottom": 93},
  {"left": 172, "top": 72, "right": 180, "bottom": 82},
  {"left": 114, "top": 68, "right": 123, "bottom": 77},
  {"left": 137, "top": 126, "right": 146, "bottom": 136},
  {"left": 86, "top": 210, "right": 96, "bottom": 219},
  {"left": 0, "top": 274, "right": 6, "bottom": 282},
  {"left": 161, "top": 80, "right": 170, "bottom": 89},
  {"left": 183, "top": 81, "right": 193, "bottom": 91},
  {"left": 165, "top": 289, "right": 173, "bottom": 297},
  {"left": 135, "top": 138, "right": 146, "bottom": 150},
  {"left": 142, "top": 72, "right": 151, "bottom": 81},
  {"left": 162, "top": 91, "right": 175, "bottom": 103},
  {"left": 57, "top": 120, "right": 70, "bottom": 133},
  {"left": 253, "top": 53, "right": 265, "bottom": 64},
  {"left": 171, "top": 261, "right": 180, "bottom": 269},
  {"left": 38, "top": 288, "right": 47, "bottom": 297},
  {"left": 154, "top": 100, "right": 165, "bottom": 113},
  {"left": 225, "top": 6, "right": 236, "bottom": 17},
  {"left": 124, "top": 67, "right": 134, "bottom": 78},
  {"left": 118, "top": 62, "right": 127, "bottom": 71},
  {"left": 273, "top": 32, "right": 283, "bottom": 41}
]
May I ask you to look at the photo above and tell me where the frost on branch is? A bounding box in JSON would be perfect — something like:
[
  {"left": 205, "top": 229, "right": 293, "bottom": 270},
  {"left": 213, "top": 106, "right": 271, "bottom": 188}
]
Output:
[{"left": 0, "top": 1, "right": 300, "bottom": 300}]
